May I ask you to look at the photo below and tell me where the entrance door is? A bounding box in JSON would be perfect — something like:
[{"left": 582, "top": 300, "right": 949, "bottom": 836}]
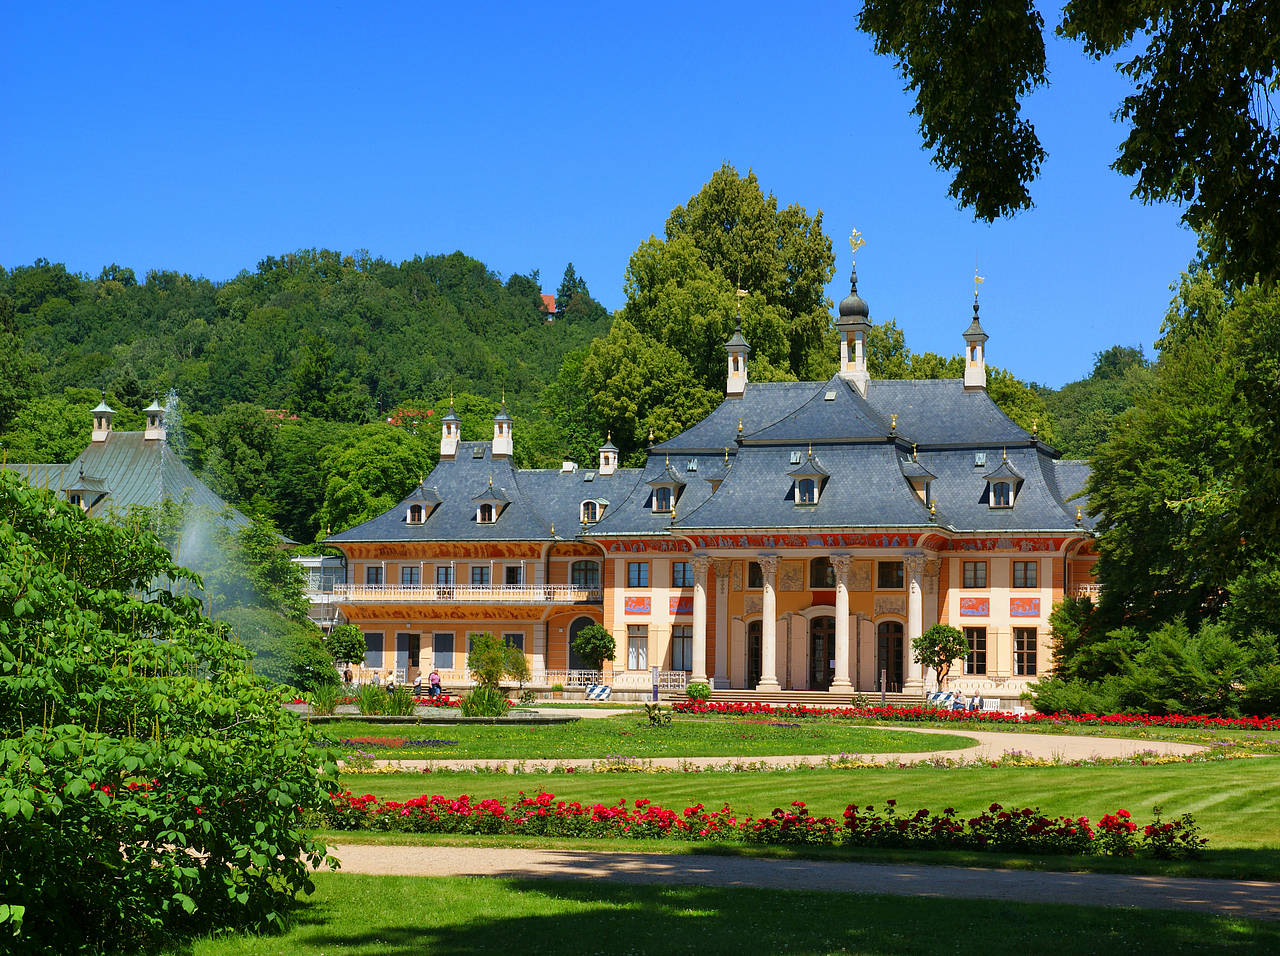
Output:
[
  {"left": 747, "top": 620, "right": 762, "bottom": 688},
  {"left": 567, "top": 616, "right": 595, "bottom": 671},
  {"left": 395, "top": 633, "right": 414, "bottom": 682},
  {"left": 876, "top": 621, "right": 904, "bottom": 692},
  {"left": 809, "top": 616, "right": 836, "bottom": 690}
]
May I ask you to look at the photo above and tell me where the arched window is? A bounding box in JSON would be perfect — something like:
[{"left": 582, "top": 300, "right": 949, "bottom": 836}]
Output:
[
  {"left": 991, "top": 482, "right": 1012, "bottom": 507},
  {"left": 797, "top": 478, "right": 817, "bottom": 504},
  {"left": 581, "top": 500, "right": 598, "bottom": 524},
  {"left": 809, "top": 556, "right": 835, "bottom": 588},
  {"left": 654, "top": 487, "right": 673, "bottom": 513},
  {"left": 478, "top": 503, "right": 495, "bottom": 523},
  {"left": 408, "top": 504, "right": 423, "bottom": 523},
  {"left": 571, "top": 560, "right": 599, "bottom": 588}
]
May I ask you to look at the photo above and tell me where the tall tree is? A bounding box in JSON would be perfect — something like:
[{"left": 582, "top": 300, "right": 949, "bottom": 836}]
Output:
[
  {"left": 622, "top": 164, "right": 836, "bottom": 387},
  {"left": 856, "top": 1, "right": 1280, "bottom": 283}
]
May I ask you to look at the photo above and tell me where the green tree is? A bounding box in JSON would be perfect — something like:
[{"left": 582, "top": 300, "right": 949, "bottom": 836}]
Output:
[
  {"left": 1041, "top": 345, "right": 1153, "bottom": 458},
  {"left": 622, "top": 164, "right": 836, "bottom": 386},
  {"left": 856, "top": 1, "right": 1280, "bottom": 283},
  {"left": 570, "top": 623, "right": 616, "bottom": 671},
  {"left": 315, "top": 427, "right": 432, "bottom": 533},
  {"left": 555, "top": 262, "right": 589, "bottom": 312},
  {"left": 0, "top": 472, "right": 335, "bottom": 952},
  {"left": 326, "top": 623, "right": 366, "bottom": 666},
  {"left": 912, "top": 623, "right": 967, "bottom": 690},
  {"left": 204, "top": 403, "right": 279, "bottom": 512}
]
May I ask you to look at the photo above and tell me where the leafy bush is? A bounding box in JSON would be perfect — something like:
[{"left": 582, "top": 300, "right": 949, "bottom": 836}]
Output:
[
  {"left": 912, "top": 624, "right": 966, "bottom": 690},
  {"left": 220, "top": 604, "right": 338, "bottom": 692},
  {"left": 1028, "top": 676, "right": 1122, "bottom": 716},
  {"left": 459, "top": 685, "right": 511, "bottom": 717},
  {"left": 308, "top": 682, "right": 341, "bottom": 716},
  {"left": 570, "top": 623, "right": 615, "bottom": 670},
  {"left": 325, "top": 623, "right": 366, "bottom": 665},
  {"left": 385, "top": 686, "right": 418, "bottom": 717},
  {"left": 0, "top": 472, "right": 336, "bottom": 954},
  {"left": 467, "top": 632, "right": 528, "bottom": 691},
  {"left": 685, "top": 681, "right": 711, "bottom": 701},
  {"left": 357, "top": 683, "right": 387, "bottom": 716}
]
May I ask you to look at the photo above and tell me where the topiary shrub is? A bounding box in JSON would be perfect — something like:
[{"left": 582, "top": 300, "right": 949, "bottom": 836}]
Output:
[{"left": 0, "top": 472, "right": 337, "bottom": 955}]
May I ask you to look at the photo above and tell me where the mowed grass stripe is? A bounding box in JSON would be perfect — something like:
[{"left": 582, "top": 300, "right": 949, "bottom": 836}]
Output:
[
  {"left": 175, "top": 873, "right": 1280, "bottom": 955},
  {"left": 319, "top": 716, "right": 975, "bottom": 759}
]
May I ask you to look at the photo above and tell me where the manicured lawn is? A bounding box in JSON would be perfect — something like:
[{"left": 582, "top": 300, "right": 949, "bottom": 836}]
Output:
[
  {"left": 328, "top": 757, "right": 1280, "bottom": 879},
  {"left": 317, "top": 716, "right": 975, "bottom": 759},
  {"left": 173, "top": 873, "right": 1280, "bottom": 955}
]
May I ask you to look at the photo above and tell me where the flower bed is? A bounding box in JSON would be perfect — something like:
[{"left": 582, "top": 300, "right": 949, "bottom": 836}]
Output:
[
  {"left": 322, "top": 791, "right": 1204, "bottom": 858},
  {"left": 671, "top": 700, "right": 1280, "bottom": 730},
  {"left": 339, "top": 738, "right": 459, "bottom": 749}
]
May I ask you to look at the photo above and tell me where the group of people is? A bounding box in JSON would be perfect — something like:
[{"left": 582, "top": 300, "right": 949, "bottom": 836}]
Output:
[{"left": 340, "top": 666, "right": 443, "bottom": 698}]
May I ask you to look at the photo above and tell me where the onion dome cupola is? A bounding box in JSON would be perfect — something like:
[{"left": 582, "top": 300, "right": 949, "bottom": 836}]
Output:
[
  {"left": 91, "top": 394, "right": 115, "bottom": 443},
  {"left": 492, "top": 394, "right": 513, "bottom": 458},
  {"left": 440, "top": 395, "right": 461, "bottom": 459},
  {"left": 143, "top": 397, "right": 166, "bottom": 441},
  {"left": 964, "top": 279, "right": 990, "bottom": 390},
  {"left": 724, "top": 322, "right": 751, "bottom": 398},
  {"left": 598, "top": 433, "right": 619, "bottom": 476},
  {"left": 837, "top": 233, "right": 872, "bottom": 397}
]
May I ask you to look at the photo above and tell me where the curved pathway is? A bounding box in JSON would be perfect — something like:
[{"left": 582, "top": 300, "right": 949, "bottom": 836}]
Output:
[
  {"left": 323, "top": 844, "right": 1280, "bottom": 922},
  {"left": 352, "top": 727, "right": 1206, "bottom": 772}
]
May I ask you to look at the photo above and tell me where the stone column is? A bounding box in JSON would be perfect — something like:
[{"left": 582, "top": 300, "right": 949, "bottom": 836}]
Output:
[
  {"left": 713, "top": 560, "right": 731, "bottom": 688},
  {"left": 830, "top": 554, "right": 854, "bottom": 692},
  {"left": 757, "top": 555, "right": 781, "bottom": 691},
  {"left": 904, "top": 552, "right": 927, "bottom": 694},
  {"left": 690, "top": 554, "right": 712, "bottom": 684}
]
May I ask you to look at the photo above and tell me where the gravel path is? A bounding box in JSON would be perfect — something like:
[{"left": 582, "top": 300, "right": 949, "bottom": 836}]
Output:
[
  {"left": 353, "top": 727, "right": 1206, "bottom": 772},
  {"left": 323, "top": 844, "right": 1280, "bottom": 922}
]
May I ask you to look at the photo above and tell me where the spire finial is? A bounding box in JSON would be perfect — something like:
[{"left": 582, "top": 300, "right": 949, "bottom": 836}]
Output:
[
  {"left": 724, "top": 447, "right": 729, "bottom": 463},
  {"left": 648, "top": 426, "right": 655, "bottom": 443},
  {"left": 665, "top": 453, "right": 670, "bottom": 467},
  {"left": 848, "top": 227, "right": 866, "bottom": 292},
  {"left": 930, "top": 500, "right": 937, "bottom": 521},
  {"left": 1002, "top": 447, "right": 1007, "bottom": 461},
  {"left": 912, "top": 443, "right": 918, "bottom": 460},
  {"left": 1076, "top": 505, "right": 1082, "bottom": 524},
  {"left": 1032, "top": 419, "right": 1038, "bottom": 437},
  {"left": 737, "top": 417, "right": 743, "bottom": 434},
  {"left": 449, "top": 389, "right": 454, "bottom": 408},
  {"left": 807, "top": 442, "right": 812, "bottom": 459},
  {"left": 890, "top": 413, "right": 897, "bottom": 433},
  {"left": 489, "top": 474, "right": 493, "bottom": 487}
]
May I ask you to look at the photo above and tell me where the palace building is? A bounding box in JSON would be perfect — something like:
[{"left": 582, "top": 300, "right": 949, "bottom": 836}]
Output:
[{"left": 326, "top": 270, "right": 1097, "bottom": 701}]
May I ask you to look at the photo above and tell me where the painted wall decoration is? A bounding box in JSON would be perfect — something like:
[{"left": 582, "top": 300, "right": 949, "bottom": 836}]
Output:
[
  {"left": 744, "top": 594, "right": 762, "bottom": 615},
  {"left": 731, "top": 561, "right": 743, "bottom": 592},
  {"left": 959, "top": 597, "right": 990, "bottom": 617},
  {"left": 850, "top": 561, "right": 873, "bottom": 591},
  {"left": 1010, "top": 597, "right": 1041, "bottom": 617},
  {"left": 950, "top": 537, "right": 1067, "bottom": 553},
  {"left": 624, "top": 596, "right": 651, "bottom": 615},
  {"left": 670, "top": 595, "right": 693, "bottom": 615},
  {"left": 874, "top": 594, "right": 906, "bottom": 616},
  {"left": 780, "top": 561, "right": 804, "bottom": 591},
  {"left": 602, "top": 539, "right": 692, "bottom": 553},
  {"left": 683, "top": 532, "right": 921, "bottom": 550}
]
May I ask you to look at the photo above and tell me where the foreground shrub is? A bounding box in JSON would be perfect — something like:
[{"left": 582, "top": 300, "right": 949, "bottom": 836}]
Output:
[
  {"left": 685, "top": 681, "right": 711, "bottom": 701},
  {"left": 460, "top": 685, "right": 511, "bottom": 717},
  {"left": 322, "top": 791, "right": 1203, "bottom": 858},
  {"left": 0, "top": 473, "right": 337, "bottom": 955},
  {"left": 670, "top": 699, "right": 1280, "bottom": 730},
  {"left": 385, "top": 686, "right": 418, "bottom": 716},
  {"left": 357, "top": 683, "right": 388, "bottom": 715},
  {"left": 308, "top": 681, "right": 342, "bottom": 715}
]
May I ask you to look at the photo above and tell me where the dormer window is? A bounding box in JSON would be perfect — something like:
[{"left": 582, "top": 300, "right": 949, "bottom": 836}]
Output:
[
  {"left": 581, "top": 500, "right": 599, "bottom": 524},
  {"left": 647, "top": 457, "right": 686, "bottom": 515},
  {"left": 991, "top": 482, "right": 1012, "bottom": 507},
  {"left": 473, "top": 477, "right": 509, "bottom": 524},
  {"left": 408, "top": 504, "right": 424, "bottom": 523},
  {"left": 983, "top": 454, "right": 1022, "bottom": 509},
  {"left": 787, "top": 448, "right": 828, "bottom": 507},
  {"left": 654, "top": 487, "right": 673, "bottom": 513},
  {"left": 478, "top": 503, "right": 495, "bottom": 523}
]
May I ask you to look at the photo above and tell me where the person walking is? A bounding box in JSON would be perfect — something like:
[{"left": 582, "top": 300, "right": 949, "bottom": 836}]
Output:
[
  {"left": 385, "top": 671, "right": 396, "bottom": 694},
  {"left": 429, "top": 667, "right": 442, "bottom": 699},
  {"left": 413, "top": 671, "right": 423, "bottom": 698}
]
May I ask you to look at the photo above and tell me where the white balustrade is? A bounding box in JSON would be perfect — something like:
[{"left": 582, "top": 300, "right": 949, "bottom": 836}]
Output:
[{"left": 333, "top": 584, "right": 602, "bottom": 604}]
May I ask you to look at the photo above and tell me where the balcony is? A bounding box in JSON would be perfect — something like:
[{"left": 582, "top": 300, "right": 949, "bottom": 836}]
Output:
[{"left": 333, "top": 584, "right": 603, "bottom": 605}]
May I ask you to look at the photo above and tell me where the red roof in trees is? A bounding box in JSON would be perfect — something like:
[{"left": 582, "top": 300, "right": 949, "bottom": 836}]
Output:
[{"left": 540, "top": 293, "right": 556, "bottom": 314}]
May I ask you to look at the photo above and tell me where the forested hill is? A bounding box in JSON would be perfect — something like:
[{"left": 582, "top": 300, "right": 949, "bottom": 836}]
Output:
[{"left": 1, "top": 249, "right": 610, "bottom": 421}]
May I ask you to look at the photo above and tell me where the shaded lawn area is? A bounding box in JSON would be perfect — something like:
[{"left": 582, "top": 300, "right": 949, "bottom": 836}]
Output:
[
  {"left": 317, "top": 716, "right": 975, "bottom": 759},
  {"left": 326, "top": 758, "right": 1280, "bottom": 880},
  {"left": 172, "top": 874, "right": 1279, "bottom": 955}
]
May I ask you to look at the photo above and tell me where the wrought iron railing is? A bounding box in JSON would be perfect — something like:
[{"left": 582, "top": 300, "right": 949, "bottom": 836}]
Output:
[{"left": 333, "top": 584, "right": 602, "bottom": 604}]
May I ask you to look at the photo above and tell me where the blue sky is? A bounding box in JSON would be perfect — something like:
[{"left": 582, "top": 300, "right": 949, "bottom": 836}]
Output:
[{"left": 2, "top": 1, "right": 1197, "bottom": 387}]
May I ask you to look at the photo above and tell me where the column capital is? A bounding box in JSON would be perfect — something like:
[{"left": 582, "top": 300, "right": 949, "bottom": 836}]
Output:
[
  {"left": 904, "top": 552, "right": 929, "bottom": 578},
  {"left": 757, "top": 553, "right": 781, "bottom": 577},
  {"left": 714, "top": 560, "right": 731, "bottom": 595},
  {"left": 831, "top": 552, "right": 855, "bottom": 577},
  {"left": 924, "top": 557, "right": 942, "bottom": 578},
  {"left": 691, "top": 553, "right": 714, "bottom": 576}
]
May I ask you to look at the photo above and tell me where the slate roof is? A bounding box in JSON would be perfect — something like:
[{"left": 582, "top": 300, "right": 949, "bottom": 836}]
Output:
[
  {"left": 329, "top": 372, "right": 1091, "bottom": 543},
  {"left": 1044, "top": 458, "right": 1095, "bottom": 530},
  {"left": 5, "top": 432, "right": 248, "bottom": 527}
]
